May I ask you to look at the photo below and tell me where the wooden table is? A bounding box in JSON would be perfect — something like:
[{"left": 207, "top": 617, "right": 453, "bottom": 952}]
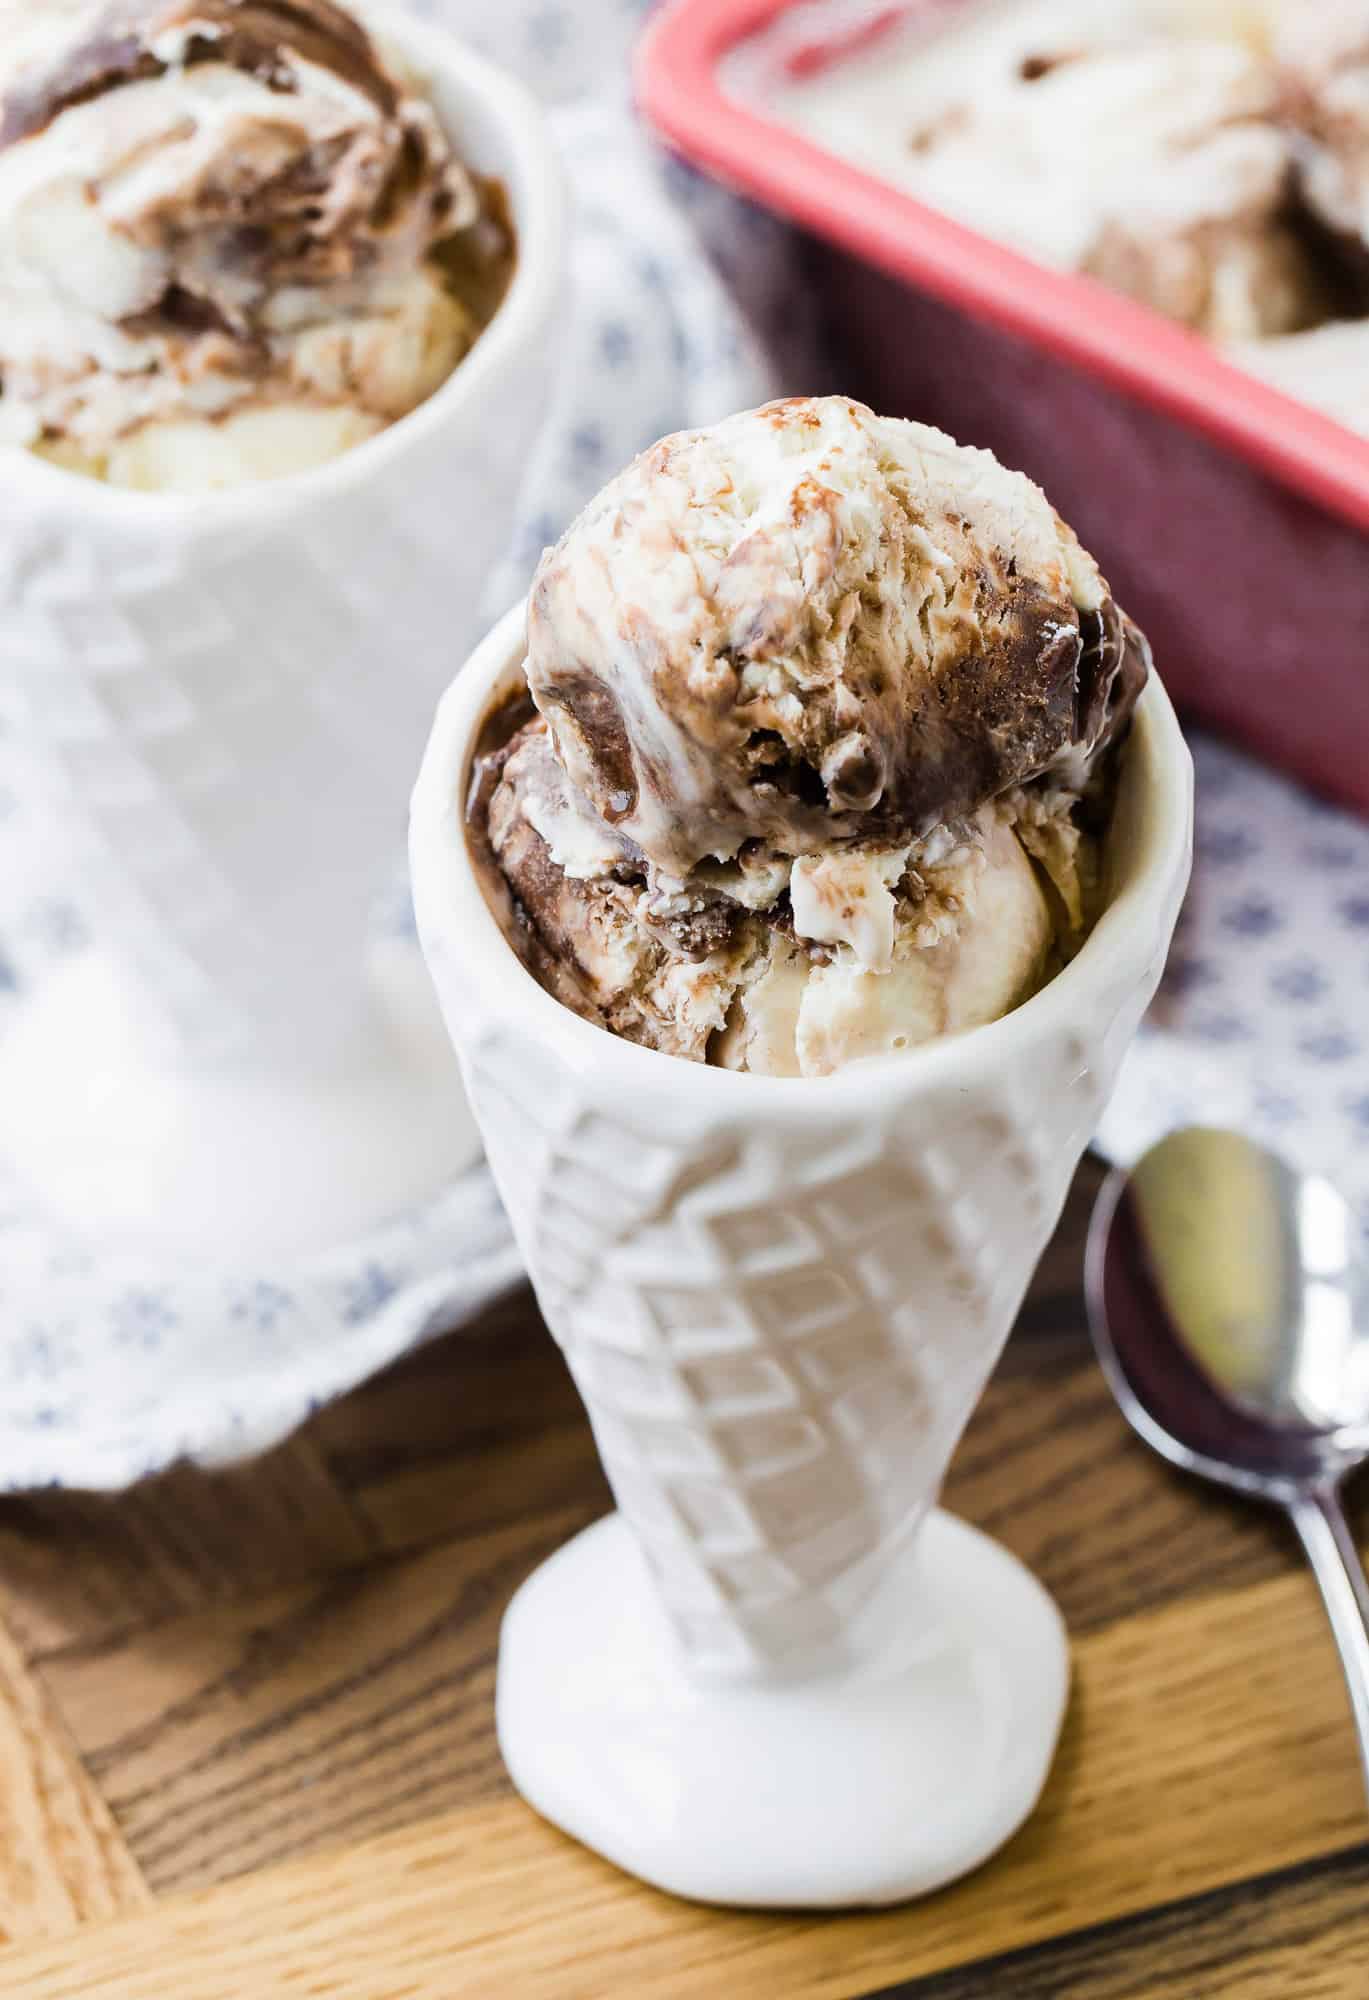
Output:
[{"left": 0, "top": 1157, "right": 1365, "bottom": 1998}]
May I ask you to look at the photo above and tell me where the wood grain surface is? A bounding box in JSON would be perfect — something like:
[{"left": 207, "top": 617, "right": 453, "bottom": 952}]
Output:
[{"left": 1, "top": 1160, "right": 1366, "bottom": 1997}]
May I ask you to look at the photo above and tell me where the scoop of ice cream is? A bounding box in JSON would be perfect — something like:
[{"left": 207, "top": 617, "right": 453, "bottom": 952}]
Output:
[
  {"left": 477, "top": 712, "right": 1084, "bottom": 1076},
  {"left": 527, "top": 398, "right": 1146, "bottom": 882},
  {"left": 920, "top": 4, "right": 1369, "bottom": 349},
  {"left": 1080, "top": 114, "right": 1332, "bottom": 340},
  {"left": 714, "top": 809, "right": 1058, "bottom": 1077},
  {"left": 471, "top": 400, "right": 1144, "bottom": 1075},
  {"left": 0, "top": 0, "right": 514, "bottom": 488},
  {"left": 916, "top": 21, "right": 1324, "bottom": 340},
  {"left": 765, "top": 1, "right": 1358, "bottom": 350},
  {"left": 467, "top": 401, "right": 1140, "bottom": 1077},
  {"left": 1274, "top": 12, "right": 1369, "bottom": 306},
  {"left": 479, "top": 719, "right": 747, "bottom": 1065}
]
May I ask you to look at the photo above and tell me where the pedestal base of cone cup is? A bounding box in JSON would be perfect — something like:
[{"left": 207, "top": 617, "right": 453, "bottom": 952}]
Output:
[
  {"left": 497, "top": 1509, "right": 1069, "bottom": 1910},
  {"left": 0, "top": 946, "right": 480, "bottom": 1263}
]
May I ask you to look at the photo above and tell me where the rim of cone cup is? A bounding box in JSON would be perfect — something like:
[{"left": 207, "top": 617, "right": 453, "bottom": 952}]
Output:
[
  {"left": 410, "top": 598, "right": 1196, "bottom": 1113},
  {"left": 0, "top": 6, "right": 567, "bottom": 525}
]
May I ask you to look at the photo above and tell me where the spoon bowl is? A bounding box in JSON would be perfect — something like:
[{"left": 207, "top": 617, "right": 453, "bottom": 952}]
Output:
[{"left": 1088, "top": 1126, "right": 1369, "bottom": 1798}]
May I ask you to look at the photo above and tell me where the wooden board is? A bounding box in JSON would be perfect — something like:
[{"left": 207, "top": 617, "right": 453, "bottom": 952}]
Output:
[{"left": 1, "top": 1160, "right": 1366, "bottom": 1998}]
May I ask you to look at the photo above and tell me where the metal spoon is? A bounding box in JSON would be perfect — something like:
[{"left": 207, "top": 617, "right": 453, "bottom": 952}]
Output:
[{"left": 1086, "top": 1126, "right": 1369, "bottom": 1797}]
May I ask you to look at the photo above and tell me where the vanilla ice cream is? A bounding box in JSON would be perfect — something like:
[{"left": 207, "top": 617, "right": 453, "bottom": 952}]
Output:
[
  {"left": 1277, "top": 9, "right": 1369, "bottom": 271},
  {"left": 468, "top": 398, "right": 1145, "bottom": 1078},
  {"left": 0, "top": 0, "right": 515, "bottom": 490},
  {"left": 738, "top": 0, "right": 1369, "bottom": 433}
]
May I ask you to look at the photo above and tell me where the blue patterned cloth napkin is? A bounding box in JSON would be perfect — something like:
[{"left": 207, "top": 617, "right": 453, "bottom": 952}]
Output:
[
  {"left": 2, "top": 0, "right": 1365, "bottom": 1490},
  {"left": 1099, "top": 736, "right": 1369, "bottom": 1231}
]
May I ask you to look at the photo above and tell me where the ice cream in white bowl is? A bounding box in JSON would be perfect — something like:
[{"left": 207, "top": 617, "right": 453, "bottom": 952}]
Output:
[
  {"left": 0, "top": 0, "right": 520, "bottom": 489},
  {"left": 410, "top": 402, "right": 1193, "bottom": 1908},
  {"left": 0, "top": 2, "right": 565, "bottom": 1262}
]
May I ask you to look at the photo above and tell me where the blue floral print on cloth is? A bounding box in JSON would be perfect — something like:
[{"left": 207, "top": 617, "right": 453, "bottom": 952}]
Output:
[{"left": 1099, "top": 737, "right": 1369, "bottom": 1246}]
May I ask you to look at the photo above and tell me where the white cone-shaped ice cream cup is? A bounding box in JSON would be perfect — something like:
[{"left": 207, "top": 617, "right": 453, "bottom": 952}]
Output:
[
  {"left": 411, "top": 601, "right": 1193, "bottom": 1908},
  {"left": 0, "top": 15, "right": 565, "bottom": 1260}
]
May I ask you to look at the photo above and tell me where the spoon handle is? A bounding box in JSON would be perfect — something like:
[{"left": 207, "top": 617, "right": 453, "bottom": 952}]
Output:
[{"left": 1289, "top": 1485, "right": 1369, "bottom": 1802}]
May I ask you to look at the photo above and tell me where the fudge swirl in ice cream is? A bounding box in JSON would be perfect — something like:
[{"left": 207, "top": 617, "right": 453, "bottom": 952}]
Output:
[
  {"left": 760, "top": 1, "right": 1369, "bottom": 435},
  {"left": 0, "top": 0, "right": 515, "bottom": 489},
  {"left": 469, "top": 398, "right": 1148, "bottom": 1078}
]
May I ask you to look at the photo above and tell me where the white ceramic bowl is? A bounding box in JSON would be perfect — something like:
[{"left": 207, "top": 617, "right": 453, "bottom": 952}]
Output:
[{"left": 410, "top": 598, "right": 1193, "bottom": 1909}]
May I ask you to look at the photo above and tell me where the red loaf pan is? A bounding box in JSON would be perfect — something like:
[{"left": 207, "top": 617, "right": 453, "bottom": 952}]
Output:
[{"left": 638, "top": 0, "right": 1369, "bottom": 818}]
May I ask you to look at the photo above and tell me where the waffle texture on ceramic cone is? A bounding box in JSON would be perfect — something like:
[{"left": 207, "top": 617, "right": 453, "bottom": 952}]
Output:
[
  {"left": 2, "top": 446, "right": 485, "bottom": 1067},
  {"left": 468, "top": 912, "right": 1152, "bottom": 1676}
]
